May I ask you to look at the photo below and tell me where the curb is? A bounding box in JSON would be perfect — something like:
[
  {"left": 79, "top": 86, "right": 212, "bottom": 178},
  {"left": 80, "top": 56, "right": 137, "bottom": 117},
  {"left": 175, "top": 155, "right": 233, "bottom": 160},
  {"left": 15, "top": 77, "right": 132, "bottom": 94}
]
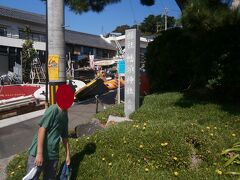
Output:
[{"left": 0, "top": 109, "right": 45, "bottom": 129}]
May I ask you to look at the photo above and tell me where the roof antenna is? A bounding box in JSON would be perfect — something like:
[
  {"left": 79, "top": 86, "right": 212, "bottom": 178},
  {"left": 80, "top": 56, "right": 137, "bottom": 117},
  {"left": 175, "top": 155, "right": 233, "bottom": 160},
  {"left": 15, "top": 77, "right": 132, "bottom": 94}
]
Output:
[{"left": 101, "top": 25, "right": 104, "bottom": 35}]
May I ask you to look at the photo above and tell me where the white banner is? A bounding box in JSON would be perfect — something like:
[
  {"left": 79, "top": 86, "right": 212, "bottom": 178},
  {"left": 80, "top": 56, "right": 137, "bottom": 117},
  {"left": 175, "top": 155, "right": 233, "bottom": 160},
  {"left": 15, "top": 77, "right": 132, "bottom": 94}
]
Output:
[{"left": 89, "top": 55, "right": 95, "bottom": 69}]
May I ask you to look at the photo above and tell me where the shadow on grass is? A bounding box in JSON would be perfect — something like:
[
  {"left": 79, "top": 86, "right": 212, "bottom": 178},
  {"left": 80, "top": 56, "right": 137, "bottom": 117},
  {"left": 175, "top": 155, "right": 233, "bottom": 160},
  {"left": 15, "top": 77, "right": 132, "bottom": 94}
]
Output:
[
  {"left": 174, "top": 91, "right": 240, "bottom": 115},
  {"left": 68, "top": 143, "right": 96, "bottom": 180}
]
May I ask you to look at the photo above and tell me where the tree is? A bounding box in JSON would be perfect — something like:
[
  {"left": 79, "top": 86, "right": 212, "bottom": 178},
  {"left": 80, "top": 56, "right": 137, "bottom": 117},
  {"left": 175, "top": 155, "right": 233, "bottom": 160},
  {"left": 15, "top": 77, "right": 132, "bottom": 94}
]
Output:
[
  {"left": 111, "top": 14, "right": 177, "bottom": 36},
  {"left": 175, "top": 0, "right": 237, "bottom": 10},
  {"left": 181, "top": 0, "right": 233, "bottom": 31},
  {"left": 22, "top": 27, "right": 37, "bottom": 83},
  {"left": 42, "top": 0, "right": 158, "bottom": 14},
  {"left": 112, "top": 25, "right": 131, "bottom": 35},
  {"left": 140, "top": 14, "right": 176, "bottom": 35}
]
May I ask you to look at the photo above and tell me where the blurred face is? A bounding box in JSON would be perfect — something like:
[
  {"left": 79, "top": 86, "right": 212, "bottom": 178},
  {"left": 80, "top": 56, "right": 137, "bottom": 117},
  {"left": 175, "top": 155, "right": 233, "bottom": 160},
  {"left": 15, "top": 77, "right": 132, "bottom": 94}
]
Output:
[{"left": 56, "top": 84, "right": 74, "bottom": 110}]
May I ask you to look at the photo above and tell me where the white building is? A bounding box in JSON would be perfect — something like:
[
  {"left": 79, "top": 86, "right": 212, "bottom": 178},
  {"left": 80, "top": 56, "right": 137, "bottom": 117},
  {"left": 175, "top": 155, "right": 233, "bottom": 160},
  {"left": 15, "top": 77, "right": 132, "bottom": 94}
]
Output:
[
  {"left": 0, "top": 5, "right": 153, "bottom": 79},
  {"left": 0, "top": 5, "right": 116, "bottom": 76},
  {"left": 102, "top": 33, "right": 153, "bottom": 68}
]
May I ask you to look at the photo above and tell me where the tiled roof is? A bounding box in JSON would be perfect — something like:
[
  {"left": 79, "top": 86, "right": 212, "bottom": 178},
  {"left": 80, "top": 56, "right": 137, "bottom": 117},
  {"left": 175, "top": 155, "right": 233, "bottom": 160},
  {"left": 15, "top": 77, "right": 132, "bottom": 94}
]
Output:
[
  {"left": 0, "top": 5, "right": 116, "bottom": 50},
  {"left": 0, "top": 5, "right": 45, "bottom": 24},
  {"left": 65, "top": 30, "right": 116, "bottom": 50}
]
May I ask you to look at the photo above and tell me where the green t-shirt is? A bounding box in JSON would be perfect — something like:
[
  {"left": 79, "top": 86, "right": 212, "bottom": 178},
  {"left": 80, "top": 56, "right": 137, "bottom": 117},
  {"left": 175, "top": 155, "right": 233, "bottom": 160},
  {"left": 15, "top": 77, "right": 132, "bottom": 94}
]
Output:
[{"left": 29, "top": 104, "right": 68, "bottom": 160}]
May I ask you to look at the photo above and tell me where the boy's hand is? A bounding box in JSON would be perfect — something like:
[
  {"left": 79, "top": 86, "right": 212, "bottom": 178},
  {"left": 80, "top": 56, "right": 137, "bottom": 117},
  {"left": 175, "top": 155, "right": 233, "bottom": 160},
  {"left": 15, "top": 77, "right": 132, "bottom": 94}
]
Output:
[{"left": 35, "top": 153, "right": 44, "bottom": 166}]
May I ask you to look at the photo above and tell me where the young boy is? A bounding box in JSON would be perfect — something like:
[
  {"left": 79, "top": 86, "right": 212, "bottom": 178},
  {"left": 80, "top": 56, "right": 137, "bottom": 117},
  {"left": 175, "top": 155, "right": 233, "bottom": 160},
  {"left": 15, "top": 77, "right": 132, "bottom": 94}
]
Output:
[{"left": 26, "top": 85, "right": 74, "bottom": 179}]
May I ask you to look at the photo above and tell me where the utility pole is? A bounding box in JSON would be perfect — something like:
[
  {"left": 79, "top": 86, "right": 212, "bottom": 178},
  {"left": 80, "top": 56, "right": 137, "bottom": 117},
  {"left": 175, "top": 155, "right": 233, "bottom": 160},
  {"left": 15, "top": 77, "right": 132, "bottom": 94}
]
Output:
[
  {"left": 164, "top": 8, "right": 168, "bottom": 31},
  {"left": 45, "top": 1, "right": 49, "bottom": 107},
  {"left": 47, "top": 0, "right": 66, "bottom": 105}
]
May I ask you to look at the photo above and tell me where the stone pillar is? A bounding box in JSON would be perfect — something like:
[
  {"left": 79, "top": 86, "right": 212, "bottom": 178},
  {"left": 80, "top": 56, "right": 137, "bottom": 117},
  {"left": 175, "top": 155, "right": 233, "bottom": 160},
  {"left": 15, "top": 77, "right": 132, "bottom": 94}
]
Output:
[{"left": 124, "top": 29, "right": 140, "bottom": 118}]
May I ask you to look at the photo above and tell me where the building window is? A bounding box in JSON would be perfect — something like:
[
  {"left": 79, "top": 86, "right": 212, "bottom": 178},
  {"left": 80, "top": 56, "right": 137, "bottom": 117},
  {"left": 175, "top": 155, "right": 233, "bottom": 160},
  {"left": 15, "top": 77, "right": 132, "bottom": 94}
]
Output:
[
  {"left": 0, "top": 46, "right": 8, "bottom": 55},
  {"left": 19, "top": 29, "right": 46, "bottom": 42},
  {"left": 9, "top": 47, "right": 17, "bottom": 72},
  {"left": 32, "top": 33, "right": 40, "bottom": 41},
  {"left": 82, "top": 46, "right": 93, "bottom": 55},
  {"left": 39, "top": 34, "right": 46, "bottom": 42},
  {"left": 19, "top": 29, "right": 29, "bottom": 39},
  {"left": 0, "top": 26, "right": 7, "bottom": 37}
]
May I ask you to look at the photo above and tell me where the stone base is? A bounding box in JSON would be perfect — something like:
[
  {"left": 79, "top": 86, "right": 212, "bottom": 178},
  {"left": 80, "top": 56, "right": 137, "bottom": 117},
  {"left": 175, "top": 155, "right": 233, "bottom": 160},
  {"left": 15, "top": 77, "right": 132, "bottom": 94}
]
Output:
[
  {"left": 75, "top": 120, "right": 104, "bottom": 137},
  {"left": 106, "top": 115, "right": 132, "bottom": 127}
]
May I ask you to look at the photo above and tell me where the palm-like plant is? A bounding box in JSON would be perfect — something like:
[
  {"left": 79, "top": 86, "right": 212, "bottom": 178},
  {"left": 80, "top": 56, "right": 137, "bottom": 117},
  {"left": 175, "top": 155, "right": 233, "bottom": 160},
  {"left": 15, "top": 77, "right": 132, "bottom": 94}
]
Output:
[{"left": 221, "top": 142, "right": 240, "bottom": 176}]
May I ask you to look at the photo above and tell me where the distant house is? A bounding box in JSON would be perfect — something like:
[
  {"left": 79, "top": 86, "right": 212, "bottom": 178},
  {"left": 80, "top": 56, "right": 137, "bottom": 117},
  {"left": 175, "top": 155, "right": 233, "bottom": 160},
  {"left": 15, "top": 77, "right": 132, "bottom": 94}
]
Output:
[
  {"left": 0, "top": 5, "right": 116, "bottom": 77},
  {"left": 103, "top": 33, "right": 154, "bottom": 68}
]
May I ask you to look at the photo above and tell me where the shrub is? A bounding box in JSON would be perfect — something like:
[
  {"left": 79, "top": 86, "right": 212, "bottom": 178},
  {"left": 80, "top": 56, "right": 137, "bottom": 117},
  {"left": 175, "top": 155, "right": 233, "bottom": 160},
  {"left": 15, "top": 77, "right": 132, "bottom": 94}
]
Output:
[{"left": 145, "top": 0, "right": 240, "bottom": 100}]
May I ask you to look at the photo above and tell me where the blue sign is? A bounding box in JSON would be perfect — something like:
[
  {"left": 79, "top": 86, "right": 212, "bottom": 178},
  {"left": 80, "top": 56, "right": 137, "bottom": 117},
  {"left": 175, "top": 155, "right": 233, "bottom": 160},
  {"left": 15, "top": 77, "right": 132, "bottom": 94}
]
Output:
[{"left": 118, "top": 59, "right": 125, "bottom": 75}]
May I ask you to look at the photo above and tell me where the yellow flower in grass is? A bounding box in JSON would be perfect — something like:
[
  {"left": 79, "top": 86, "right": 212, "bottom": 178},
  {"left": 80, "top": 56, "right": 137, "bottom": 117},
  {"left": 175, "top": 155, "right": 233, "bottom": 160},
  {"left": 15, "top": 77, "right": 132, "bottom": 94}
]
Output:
[
  {"left": 136, "top": 125, "right": 139, "bottom": 128},
  {"left": 142, "top": 127, "right": 146, "bottom": 130},
  {"left": 124, "top": 140, "right": 127, "bottom": 144},
  {"left": 144, "top": 123, "right": 147, "bottom": 126},
  {"left": 18, "top": 165, "right": 21, "bottom": 168},
  {"left": 75, "top": 139, "right": 79, "bottom": 142},
  {"left": 210, "top": 133, "right": 214, "bottom": 136},
  {"left": 102, "top": 157, "right": 106, "bottom": 161},
  {"left": 161, "top": 142, "right": 168, "bottom": 147},
  {"left": 215, "top": 169, "right": 223, "bottom": 175},
  {"left": 139, "top": 144, "right": 144, "bottom": 149},
  {"left": 201, "top": 129, "right": 204, "bottom": 132},
  {"left": 145, "top": 168, "right": 149, "bottom": 172},
  {"left": 173, "top": 157, "right": 178, "bottom": 161},
  {"left": 214, "top": 127, "right": 217, "bottom": 130},
  {"left": 11, "top": 172, "right": 15, "bottom": 175},
  {"left": 108, "top": 162, "right": 112, "bottom": 166},
  {"left": 174, "top": 171, "right": 179, "bottom": 176},
  {"left": 206, "top": 126, "right": 210, "bottom": 130},
  {"left": 232, "top": 133, "right": 236, "bottom": 137}
]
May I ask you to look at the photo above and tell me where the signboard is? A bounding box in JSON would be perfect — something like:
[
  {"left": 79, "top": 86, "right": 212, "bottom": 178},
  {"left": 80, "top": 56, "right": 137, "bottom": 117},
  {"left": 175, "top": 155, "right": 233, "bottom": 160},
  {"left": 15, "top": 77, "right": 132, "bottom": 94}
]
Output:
[
  {"left": 48, "top": 55, "right": 59, "bottom": 81},
  {"left": 117, "top": 59, "right": 125, "bottom": 75},
  {"left": 124, "top": 29, "right": 140, "bottom": 118}
]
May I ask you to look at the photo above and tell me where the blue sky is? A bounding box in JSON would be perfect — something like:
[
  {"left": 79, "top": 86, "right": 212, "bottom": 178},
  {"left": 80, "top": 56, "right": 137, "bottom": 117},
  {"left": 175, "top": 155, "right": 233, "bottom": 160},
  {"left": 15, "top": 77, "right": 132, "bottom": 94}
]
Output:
[{"left": 0, "top": 0, "right": 180, "bottom": 35}]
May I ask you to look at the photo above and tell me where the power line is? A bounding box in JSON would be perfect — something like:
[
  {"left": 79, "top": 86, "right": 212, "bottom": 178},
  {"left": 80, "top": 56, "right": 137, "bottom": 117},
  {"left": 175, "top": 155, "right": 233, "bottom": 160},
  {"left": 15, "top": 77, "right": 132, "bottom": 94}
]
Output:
[{"left": 128, "top": 0, "right": 137, "bottom": 25}]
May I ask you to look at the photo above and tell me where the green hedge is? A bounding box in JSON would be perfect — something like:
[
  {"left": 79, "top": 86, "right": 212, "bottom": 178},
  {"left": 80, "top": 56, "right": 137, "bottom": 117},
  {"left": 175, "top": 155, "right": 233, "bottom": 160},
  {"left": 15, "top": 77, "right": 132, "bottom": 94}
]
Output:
[{"left": 146, "top": 23, "right": 240, "bottom": 100}]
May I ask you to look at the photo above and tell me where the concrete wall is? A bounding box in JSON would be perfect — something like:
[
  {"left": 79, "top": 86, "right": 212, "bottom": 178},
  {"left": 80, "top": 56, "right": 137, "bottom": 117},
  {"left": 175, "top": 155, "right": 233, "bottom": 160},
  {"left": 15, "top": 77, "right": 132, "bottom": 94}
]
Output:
[
  {"left": 0, "top": 36, "right": 46, "bottom": 51},
  {"left": 0, "top": 17, "right": 46, "bottom": 51},
  {"left": 0, "top": 18, "right": 45, "bottom": 35}
]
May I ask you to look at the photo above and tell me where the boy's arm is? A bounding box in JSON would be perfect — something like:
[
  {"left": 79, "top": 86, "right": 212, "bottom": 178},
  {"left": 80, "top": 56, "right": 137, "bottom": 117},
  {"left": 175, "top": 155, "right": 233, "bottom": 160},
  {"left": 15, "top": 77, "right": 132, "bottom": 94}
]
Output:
[
  {"left": 35, "top": 127, "right": 46, "bottom": 166},
  {"left": 62, "top": 138, "right": 71, "bottom": 165}
]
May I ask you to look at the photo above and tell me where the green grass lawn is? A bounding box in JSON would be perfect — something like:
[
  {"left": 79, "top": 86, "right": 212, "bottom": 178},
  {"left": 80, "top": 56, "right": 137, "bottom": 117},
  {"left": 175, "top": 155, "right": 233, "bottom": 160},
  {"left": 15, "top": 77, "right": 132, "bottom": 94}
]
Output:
[{"left": 7, "top": 92, "right": 240, "bottom": 179}]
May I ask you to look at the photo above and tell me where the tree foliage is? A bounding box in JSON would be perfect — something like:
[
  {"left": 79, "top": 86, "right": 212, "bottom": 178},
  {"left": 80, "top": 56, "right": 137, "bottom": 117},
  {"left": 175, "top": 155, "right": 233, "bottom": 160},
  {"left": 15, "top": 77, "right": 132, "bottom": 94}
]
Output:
[
  {"left": 112, "top": 25, "right": 131, "bottom": 34},
  {"left": 146, "top": 0, "right": 240, "bottom": 101},
  {"left": 111, "top": 14, "right": 177, "bottom": 36},
  {"left": 181, "top": 0, "right": 231, "bottom": 31},
  {"left": 22, "top": 27, "right": 37, "bottom": 83},
  {"left": 140, "top": 14, "right": 176, "bottom": 35},
  {"left": 42, "top": 0, "right": 157, "bottom": 14}
]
